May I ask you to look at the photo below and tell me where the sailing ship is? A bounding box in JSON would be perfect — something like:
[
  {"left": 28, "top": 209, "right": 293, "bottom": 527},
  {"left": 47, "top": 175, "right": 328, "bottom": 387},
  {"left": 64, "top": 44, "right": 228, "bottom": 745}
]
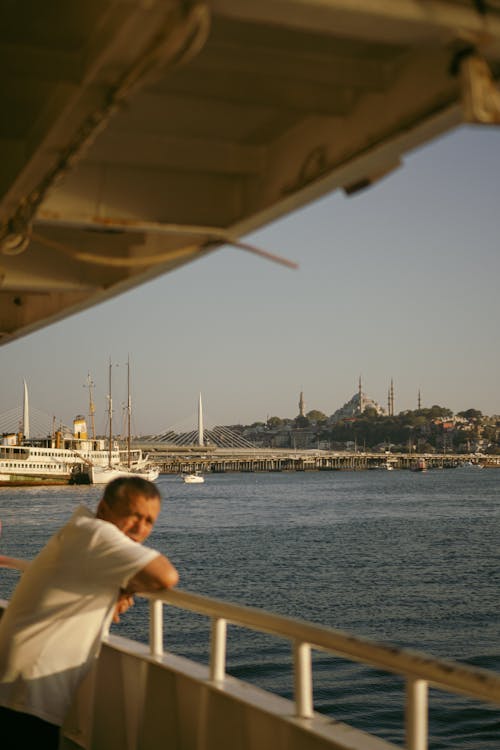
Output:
[
  {"left": 88, "top": 463, "right": 159, "bottom": 484},
  {"left": 85, "top": 359, "right": 159, "bottom": 484}
]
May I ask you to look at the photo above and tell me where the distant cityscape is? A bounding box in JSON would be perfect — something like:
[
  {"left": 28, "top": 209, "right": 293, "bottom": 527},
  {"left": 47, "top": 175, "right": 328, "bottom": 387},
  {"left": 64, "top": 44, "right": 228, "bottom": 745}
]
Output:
[
  {"left": 206, "top": 379, "right": 500, "bottom": 454},
  {"left": 2, "top": 378, "right": 498, "bottom": 455}
]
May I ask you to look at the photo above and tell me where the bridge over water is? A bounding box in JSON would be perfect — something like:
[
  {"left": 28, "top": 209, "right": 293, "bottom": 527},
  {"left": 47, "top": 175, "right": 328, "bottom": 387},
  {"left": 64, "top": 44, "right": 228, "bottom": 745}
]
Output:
[{"left": 130, "top": 444, "right": 499, "bottom": 474}]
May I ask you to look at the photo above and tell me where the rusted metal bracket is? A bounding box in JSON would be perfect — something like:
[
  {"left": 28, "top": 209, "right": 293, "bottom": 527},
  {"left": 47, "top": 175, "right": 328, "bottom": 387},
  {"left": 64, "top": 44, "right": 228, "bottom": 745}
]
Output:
[{"left": 457, "top": 52, "right": 500, "bottom": 124}]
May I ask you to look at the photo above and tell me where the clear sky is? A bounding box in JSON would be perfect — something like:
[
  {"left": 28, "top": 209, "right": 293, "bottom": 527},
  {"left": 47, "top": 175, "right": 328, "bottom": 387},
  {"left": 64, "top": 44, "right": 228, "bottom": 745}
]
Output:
[{"left": 1, "top": 125, "right": 499, "bottom": 436}]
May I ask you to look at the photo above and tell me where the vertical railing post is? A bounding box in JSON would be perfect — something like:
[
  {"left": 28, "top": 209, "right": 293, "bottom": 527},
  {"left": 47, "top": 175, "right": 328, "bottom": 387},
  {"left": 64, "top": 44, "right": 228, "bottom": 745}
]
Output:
[
  {"left": 406, "top": 678, "right": 428, "bottom": 750},
  {"left": 293, "top": 641, "right": 313, "bottom": 718},
  {"left": 210, "top": 617, "right": 227, "bottom": 682},
  {"left": 149, "top": 598, "right": 163, "bottom": 656}
]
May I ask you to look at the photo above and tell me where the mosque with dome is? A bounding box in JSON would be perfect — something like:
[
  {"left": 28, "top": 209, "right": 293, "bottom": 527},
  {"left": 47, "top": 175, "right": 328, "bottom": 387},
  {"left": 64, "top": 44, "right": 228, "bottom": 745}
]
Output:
[{"left": 328, "top": 377, "right": 393, "bottom": 424}]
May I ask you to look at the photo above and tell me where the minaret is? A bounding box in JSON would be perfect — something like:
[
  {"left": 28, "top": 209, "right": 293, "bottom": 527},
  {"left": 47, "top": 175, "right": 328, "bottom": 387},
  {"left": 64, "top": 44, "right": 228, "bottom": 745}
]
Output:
[
  {"left": 390, "top": 379, "right": 394, "bottom": 417},
  {"left": 387, "top": 386, "right": 391, "bottom": 416},
  {"left": 299, "top": 390, "right": 305, "bottom": 417},
  {"left": 358, "top": 376, "right": 364, "bottom": 413},
  {"left": 198, "top": 392, "right": 204, "bottom": 447},
  {"left": 22, "top": 380, "right": 30, "bottom": 439},
  {"left": 418, "top": 389, "right": 422, "bottom": 411}
]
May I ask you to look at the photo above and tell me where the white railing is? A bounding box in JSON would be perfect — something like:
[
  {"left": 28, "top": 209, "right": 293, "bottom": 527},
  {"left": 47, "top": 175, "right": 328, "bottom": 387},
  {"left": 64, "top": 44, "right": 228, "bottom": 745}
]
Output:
[
  {"left": 146, "top": 588, "right": 500, "bottom": 750},
  {"left": 3, "top": 557, "right": 500, "bottom": 750}
]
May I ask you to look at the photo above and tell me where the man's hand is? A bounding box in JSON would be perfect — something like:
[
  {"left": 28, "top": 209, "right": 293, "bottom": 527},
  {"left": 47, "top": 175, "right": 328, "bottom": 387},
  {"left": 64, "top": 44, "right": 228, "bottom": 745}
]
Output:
[{"left": 113, "top": 590, "right": 135, "bottom": 623}]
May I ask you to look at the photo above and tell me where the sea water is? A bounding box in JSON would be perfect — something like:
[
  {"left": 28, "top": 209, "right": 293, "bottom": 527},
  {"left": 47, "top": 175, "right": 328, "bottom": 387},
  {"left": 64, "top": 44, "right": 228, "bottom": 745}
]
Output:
[{"left": 0, "top": 468, "right": 499, "bottom": 748}]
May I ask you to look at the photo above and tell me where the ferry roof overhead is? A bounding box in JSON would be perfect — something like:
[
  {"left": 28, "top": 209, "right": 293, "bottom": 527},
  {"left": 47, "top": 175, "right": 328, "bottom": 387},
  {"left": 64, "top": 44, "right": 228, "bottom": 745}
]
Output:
[{"left": 1, "top": 0, "right": 500, "bottom": 343}]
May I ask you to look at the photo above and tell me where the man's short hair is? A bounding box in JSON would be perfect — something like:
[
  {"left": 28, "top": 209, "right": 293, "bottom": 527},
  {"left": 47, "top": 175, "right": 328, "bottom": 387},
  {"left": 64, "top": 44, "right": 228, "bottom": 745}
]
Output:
[{"left": 103, "top": 476, "right": 161, "bottom": 509}]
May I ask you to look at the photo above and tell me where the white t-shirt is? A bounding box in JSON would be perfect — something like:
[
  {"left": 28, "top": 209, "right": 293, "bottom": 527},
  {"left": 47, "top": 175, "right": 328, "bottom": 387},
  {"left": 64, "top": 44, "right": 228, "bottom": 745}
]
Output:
[{"left": 0, "top": 505, "right": 159, "bottom": 725}]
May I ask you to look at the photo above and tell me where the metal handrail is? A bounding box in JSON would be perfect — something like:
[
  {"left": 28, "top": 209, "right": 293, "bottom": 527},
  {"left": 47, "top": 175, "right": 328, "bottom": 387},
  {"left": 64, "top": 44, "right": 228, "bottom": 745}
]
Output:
[
  {"left": 3, "top": 557, "right": 500, "bottom": 750},
  {"left": 145, "top": 588, "right": 500, "bottom": 750},
  {"left": 147, "top": 587, "right": 500, "bottom": 705}
]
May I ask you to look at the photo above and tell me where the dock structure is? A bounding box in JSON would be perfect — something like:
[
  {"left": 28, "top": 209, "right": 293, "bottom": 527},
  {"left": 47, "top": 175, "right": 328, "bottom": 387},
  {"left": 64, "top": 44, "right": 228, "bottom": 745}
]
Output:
[{"left": 130, "top": 444, "right": 499, "bottom": 474}]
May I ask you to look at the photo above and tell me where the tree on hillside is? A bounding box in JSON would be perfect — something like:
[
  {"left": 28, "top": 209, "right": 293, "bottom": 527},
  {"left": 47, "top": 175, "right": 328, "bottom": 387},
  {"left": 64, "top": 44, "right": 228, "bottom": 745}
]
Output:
[
  {"left": 457, "top": 409, "right": 483, "bottom": 420},
  {"left": 306, "top": 410, "right": 327, "bottom": 422},
  {"left": 267, "top": 416, "right": 284, "bottom": 428},
  {"left": 428, "top": 405, "right": 453, "bottom": 418}
]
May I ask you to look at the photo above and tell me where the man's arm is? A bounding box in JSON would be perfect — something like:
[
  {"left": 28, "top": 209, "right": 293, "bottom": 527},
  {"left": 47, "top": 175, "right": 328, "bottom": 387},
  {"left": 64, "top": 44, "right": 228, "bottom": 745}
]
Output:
[{"left": 124, "top": 554, "right": 179, "bottom": 594}]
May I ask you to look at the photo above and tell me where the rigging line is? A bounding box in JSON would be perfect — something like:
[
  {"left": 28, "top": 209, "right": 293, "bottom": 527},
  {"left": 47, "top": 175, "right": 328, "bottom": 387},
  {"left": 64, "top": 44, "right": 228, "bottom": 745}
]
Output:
[
  {"left": 31, "top": 232, "right": 298, "bottom": 271},
  {"left": 31, "top": 232, "right": 200, "bottom": 267},
  {"left": 220, "top": 239, "right": 298, "bottom": 270}
]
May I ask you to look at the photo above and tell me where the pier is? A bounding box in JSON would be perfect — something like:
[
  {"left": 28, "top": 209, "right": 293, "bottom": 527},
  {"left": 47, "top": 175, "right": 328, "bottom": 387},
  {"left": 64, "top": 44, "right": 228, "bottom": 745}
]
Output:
[{"left": 131, "top": 444, "right": 499, "bottom": 474}]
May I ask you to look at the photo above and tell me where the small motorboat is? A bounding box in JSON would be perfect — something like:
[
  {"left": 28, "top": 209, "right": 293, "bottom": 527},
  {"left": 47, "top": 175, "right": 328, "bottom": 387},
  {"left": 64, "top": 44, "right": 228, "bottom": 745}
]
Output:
[
  {"left": 412, "top": 457, "right": 428, "bottom": 472},
  {"left": 182, "top": 471, "right": 204, "bottom": 484}
]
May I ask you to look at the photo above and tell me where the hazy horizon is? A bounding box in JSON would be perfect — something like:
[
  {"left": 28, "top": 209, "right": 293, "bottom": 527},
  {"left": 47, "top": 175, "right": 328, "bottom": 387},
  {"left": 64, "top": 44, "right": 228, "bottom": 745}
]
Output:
[{"left": 1, "top": 125, "right": 499, "bottom": 434}]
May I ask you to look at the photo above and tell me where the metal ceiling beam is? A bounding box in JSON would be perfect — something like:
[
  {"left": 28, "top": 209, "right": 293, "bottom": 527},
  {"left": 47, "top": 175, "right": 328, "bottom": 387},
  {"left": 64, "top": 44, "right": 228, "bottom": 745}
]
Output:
[{"left": 212, "top": 0, "right": 500, "bottom": 47}]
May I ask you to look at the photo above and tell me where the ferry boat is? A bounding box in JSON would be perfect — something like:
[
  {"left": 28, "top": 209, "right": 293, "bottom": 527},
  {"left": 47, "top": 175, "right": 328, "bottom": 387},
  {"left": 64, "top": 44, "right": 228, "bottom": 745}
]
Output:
[
  {"left": 0, "top": 421, "right": 147, "bottom": 486},
  {"left": 0, "top": 365, "right": 159, "bottom": 486}
]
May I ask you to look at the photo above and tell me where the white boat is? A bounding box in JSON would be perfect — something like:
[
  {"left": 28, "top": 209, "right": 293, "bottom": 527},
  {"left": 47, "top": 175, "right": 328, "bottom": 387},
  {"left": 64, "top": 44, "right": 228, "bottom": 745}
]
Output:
[
  {"left": 84, "top": 359, "right": 159, "bottom": 485},
  {"left": 461, "top": 460, "right": 483, "bottom": 469},
  {"left": 182, "top": 472, "right": 204, "bottom": 484},
  {"left": 88, "top": 463, "right": 159, "bottom": 485}
]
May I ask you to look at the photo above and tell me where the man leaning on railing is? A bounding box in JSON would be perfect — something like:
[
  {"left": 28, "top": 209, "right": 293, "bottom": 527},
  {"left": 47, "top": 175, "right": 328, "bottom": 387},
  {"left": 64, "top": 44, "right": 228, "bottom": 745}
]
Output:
[{"left": 0, "top": 476, "right": 178, "bottom": 750}]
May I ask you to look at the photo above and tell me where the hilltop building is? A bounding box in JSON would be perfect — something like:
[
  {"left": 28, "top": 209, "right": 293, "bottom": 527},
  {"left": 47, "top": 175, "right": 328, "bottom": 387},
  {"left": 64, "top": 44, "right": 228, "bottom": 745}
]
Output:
[{"left": 329, "top": 377, "right": 387, "bottom": 423}]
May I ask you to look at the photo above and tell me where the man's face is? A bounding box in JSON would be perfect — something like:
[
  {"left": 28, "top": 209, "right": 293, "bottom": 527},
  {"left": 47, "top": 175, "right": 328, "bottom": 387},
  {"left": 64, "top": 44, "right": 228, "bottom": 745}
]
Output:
[{"left": 100, "top": 494, "right": 161, "bottom": 543}]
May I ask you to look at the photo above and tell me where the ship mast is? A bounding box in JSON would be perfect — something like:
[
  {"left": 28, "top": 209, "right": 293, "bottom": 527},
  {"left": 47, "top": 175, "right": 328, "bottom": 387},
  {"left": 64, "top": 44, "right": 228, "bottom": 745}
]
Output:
[
  {"left": 84, "top": 373, "right": 96, "bottom": 440},
  {"left": 107, "top": 359, "right": 113, "bottom": 468},
  {"left": 127, "top": 356, "right": 131, "bottom": 468}
]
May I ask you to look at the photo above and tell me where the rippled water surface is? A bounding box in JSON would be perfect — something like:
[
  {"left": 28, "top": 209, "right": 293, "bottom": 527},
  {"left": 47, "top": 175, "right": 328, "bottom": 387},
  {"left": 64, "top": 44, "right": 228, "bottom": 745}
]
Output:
[{"left": 1, "top": 468, "right": 499, "bottom": 747}]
